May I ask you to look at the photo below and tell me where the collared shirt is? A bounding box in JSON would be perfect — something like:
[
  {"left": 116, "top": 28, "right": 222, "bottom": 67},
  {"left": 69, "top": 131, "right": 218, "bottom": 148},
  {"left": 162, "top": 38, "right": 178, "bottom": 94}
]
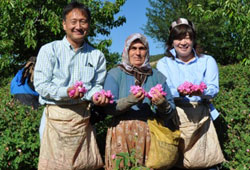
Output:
[
  {"left": 34, "top": 36, "right": 106, "bottom": 105},
  {"left": 157, "top": 49, "right": 220, "bottom": 120}
]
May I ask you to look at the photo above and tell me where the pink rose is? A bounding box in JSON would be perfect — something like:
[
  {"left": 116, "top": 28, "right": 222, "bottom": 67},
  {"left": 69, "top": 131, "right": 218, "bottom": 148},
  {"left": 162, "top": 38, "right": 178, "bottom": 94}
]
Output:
[
  {"left": 111, "top": 154, "right": 116, "bottom": 160},
  {"left": 178, "top": 81, "right": 207, "bottom": 95},
  {"left": 199, "top": 82, "right": 207, "bottom": 93},
  {"left": 93, "top": 90, "right": 114, "bottom": 104},
  {"left": 147, "top": 84, "right": 167, "bottom": 98},
  {"left": 69, "top": 89, "right": 76, "bottom": 98},
  {"left": 69, "top": 81, "right": 87, "bottom": 97},
  {"left": 130, "top": 85, "right": 147, "bottom": 96}
]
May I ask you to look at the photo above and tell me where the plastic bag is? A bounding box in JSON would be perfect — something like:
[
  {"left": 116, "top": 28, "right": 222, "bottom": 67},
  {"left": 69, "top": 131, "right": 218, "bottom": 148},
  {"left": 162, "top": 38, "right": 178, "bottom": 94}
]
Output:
[{"left": 146, "top": 118, "right": 181, "bottom": 169}]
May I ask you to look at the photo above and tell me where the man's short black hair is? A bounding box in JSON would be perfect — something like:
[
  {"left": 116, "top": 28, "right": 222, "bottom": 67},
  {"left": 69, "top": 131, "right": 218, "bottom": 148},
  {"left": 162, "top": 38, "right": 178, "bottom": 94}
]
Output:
[{"left": 63, "top": 1, "right": 91, "bottom": 21}]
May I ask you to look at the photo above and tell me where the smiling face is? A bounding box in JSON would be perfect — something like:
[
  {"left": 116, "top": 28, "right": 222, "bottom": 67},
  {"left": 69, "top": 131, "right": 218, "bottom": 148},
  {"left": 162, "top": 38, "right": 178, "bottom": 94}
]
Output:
[
  {"left": 63, "top": 8, "right": 89, "bottom": 48},
  {"left": 173, "top": 33, "right": 194, "bottom": 59},
  {"left": 128, "top": 40, "right": 147, "bottom": 67}
]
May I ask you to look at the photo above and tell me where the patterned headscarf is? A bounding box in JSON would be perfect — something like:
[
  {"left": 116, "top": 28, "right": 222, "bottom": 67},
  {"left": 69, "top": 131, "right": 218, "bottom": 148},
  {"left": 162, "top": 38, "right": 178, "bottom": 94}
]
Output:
[
  {"left": 21, "top": 56, "right": 36, "bottom": 84},
  {"left": 118, "top": 33, "right": 152, "bottom": 86},
  {"left": 21, "top": 56, "right": 36, "bottom": 90},
  {"left": 170, "top": 18, "right": 195, "bottom": 32}
]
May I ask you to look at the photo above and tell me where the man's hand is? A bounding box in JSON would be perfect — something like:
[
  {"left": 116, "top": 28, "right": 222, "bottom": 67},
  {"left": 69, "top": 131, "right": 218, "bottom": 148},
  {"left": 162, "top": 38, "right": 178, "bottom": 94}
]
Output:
[
  {"left": 92, "top": 93, "right": 109, "bottom": 106},
  {"left": 67, "top": 86, "right": 84, "bottom": 99}
]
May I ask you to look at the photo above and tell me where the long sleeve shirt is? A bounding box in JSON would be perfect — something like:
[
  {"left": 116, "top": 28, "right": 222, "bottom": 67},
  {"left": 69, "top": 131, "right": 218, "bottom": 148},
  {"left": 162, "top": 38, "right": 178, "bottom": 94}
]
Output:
[
  {"left": 34, "top": 36, "right": 106, "bottom": 105},
  {"left": 157, "top": 49, "right": 219, "bottom": 120}
]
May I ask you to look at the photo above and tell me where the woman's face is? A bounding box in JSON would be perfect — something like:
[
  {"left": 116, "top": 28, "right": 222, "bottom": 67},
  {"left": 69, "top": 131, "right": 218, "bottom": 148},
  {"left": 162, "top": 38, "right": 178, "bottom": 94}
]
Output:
[
  {"left": 128, "top": 40, "right": 147, "bottom": 67},
  {"left": 173, "top": 33, "right": 193, "bottom": 58}
]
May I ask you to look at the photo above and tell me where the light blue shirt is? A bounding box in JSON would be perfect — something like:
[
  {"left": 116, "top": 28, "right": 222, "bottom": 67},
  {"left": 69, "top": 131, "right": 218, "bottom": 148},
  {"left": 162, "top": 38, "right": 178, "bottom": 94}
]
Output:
[
  {"left": 34, "top": 36, "right": 106, "bottom": 105},
  {"left": 157, "top": 49, "right": 220, "bottom": 120}
]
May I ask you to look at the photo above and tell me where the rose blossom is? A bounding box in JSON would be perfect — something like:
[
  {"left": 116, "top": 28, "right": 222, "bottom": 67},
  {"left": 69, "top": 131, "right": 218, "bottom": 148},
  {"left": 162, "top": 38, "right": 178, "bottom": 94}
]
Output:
[
  {"left": 147, "top": 84, "right": 167, "bottom": 98},
  {"left": 69, "top": 81, "right": 87, "bottom": 97},
  {"left": 178, "top": 81, "right": 207, "bottom": 95},
  {"left": 130, "top": 85, "right": 147, "bottom": 96},
  {"left": 93, "top": 90, "right": 114, "bottom": 104}
]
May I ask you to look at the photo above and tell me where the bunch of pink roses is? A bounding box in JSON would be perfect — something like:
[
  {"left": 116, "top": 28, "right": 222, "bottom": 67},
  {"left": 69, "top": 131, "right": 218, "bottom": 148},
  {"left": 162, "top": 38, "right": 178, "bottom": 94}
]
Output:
[
  {"left": 130, "top": 84, "right": 167, "bottom": 99},
  {"left": 130, "top": 85, "right": 147, "bottom": 96},
  {"left": 147, "top": 84, "right": 167, "bottom": 98},
  {"left": 177, "top": 81, "right": 207, "bottom": 95},
  {"left": 68, "top": 81, "right": 87, "bottom": 97},
  {"left": 93, "top": 90, "right": 114, "bottom": 104}
]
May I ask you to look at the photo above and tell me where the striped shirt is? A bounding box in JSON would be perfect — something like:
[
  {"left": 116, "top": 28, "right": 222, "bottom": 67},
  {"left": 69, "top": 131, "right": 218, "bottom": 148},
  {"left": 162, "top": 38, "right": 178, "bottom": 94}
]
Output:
[{"left": 34, "top": 36, "right": 106, "bottom": 105}]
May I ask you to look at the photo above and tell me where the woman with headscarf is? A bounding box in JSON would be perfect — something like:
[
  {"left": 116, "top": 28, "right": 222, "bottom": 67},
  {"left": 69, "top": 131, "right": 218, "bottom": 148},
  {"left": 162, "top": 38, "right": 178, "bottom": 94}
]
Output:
[
  {"left": 103, "top": 33, "right": 175, "bottom": 169},
  {"left": 157, "top": 18, "right": 224, "bottom": 170}
]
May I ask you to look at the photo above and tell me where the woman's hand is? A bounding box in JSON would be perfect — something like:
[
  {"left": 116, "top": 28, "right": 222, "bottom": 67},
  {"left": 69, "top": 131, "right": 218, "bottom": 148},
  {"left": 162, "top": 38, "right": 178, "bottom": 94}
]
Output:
[
  {"left": 178, "top": 89, "right": 202, "bottom": 97},
  {"left": 178, "top": 91, "right": 188, "bottom": 97},
  {"left": 189, "top": 90, "right": 202, "bottom": 97},
  {"left": 92, "top": 93, "right": 109, "bottom": 106},
  {"left": 151, "top": 89, "right": 166, "bottom": 105},
  {"left": 133, "top": 90, "right": 145, "bottom": 102}
]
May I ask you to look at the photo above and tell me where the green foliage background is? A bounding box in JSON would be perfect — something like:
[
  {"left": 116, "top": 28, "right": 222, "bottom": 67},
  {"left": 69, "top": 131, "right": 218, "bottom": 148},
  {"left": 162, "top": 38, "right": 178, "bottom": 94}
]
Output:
[
  {"left": 213, "top": 64, "right": 250, "bottom": 169},
  {"left": 1, "top": 64, "right": 249, "bottom": 169},
  {"left": 0, "top": 0, "right": 125, "bottom": 75},
  {"left": 0, "top": 77, "right": 42, "bottom": 169},
  {"left": 144, "top": 0, "right": 250, "bottom": 65}
]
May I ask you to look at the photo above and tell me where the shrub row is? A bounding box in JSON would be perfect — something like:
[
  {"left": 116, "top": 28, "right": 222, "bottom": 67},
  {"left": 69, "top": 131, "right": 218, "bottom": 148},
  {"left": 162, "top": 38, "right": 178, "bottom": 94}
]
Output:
[
  {"left": 213, "top": 64, "right": 250, "bottom": 169},
  {"left": 0, "top": 77, "right": 43, "bottom": 169}
]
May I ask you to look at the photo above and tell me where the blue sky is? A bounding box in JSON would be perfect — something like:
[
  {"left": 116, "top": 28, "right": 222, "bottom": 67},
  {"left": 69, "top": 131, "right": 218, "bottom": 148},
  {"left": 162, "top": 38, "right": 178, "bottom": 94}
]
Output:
[{"left": 98, "top": 0, "right": 165, "bottom": 55}]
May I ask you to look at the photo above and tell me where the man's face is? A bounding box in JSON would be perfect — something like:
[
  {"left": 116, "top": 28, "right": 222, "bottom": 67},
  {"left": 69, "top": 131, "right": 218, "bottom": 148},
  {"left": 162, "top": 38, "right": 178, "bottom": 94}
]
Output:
[{"left": 63, "top": 8, "right": 89, "bottom": 46}]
